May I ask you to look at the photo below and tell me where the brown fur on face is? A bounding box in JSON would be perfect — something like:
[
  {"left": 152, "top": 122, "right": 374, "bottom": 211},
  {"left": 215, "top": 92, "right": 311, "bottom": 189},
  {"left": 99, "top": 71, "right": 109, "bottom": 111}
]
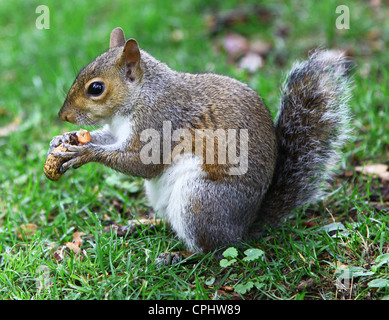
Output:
[{"left": 59, "top": 39, "right": 142, "bottom": 126}]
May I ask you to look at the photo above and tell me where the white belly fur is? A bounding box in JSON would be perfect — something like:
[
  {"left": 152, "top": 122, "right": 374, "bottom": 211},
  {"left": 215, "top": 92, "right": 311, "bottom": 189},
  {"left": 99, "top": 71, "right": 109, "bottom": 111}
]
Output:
[{"left": 144, "top": 154, "right": 206, "bottom": 249}]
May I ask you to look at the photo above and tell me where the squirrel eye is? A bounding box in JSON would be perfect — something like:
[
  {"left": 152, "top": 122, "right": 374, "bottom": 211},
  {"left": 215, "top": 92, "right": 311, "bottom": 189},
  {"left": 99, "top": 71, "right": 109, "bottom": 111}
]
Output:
[{"left": 87, "top": 81, "right": 105, "bottom": 96}]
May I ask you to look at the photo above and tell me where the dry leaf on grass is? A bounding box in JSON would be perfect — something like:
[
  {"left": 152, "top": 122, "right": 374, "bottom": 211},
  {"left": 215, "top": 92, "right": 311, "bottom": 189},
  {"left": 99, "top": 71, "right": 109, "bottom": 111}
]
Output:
[
  {"left": 355, "top": 164, "right": 389, "bottom": 182},
  {"left": 238, "top": 52, "right": 264, "bottom": 73},
  {"left": 302, "top": 220, "right": 317, "bottom": 227},
  {"left": 65, "top": 231, "right": 86, "bottom": 255},
  {"left": 0, "top": 116, "right": 21, "bottom": 137},
  {"left": 222, "top": 33, "right": 270, "bottom": 72},
  {"left": 53, "top": 231, "right": 86, "bottom": 262},
  {"left": 296, "top": 278, "right": 314, "bottom": 291},
  {"left": 53, "top": 245, "right": 66, "bottom": 262},
  {"left": 65, "top": 242, "right": 81, "bottom": 255},
  {"left": 17, "top": 223, "right": 38, "bottom": 239},
  {"left": 72, "top": 231, "right": 86, "bottom": 247},
  {"left": 223, "top": 33, "right": 250, "bottom": 59}
]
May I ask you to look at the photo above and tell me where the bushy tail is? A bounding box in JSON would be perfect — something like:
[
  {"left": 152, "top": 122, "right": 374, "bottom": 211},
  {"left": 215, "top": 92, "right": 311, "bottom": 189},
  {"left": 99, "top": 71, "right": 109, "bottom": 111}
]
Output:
[{"left": 259, "top": 50, "right": 352, "bottom": 226}]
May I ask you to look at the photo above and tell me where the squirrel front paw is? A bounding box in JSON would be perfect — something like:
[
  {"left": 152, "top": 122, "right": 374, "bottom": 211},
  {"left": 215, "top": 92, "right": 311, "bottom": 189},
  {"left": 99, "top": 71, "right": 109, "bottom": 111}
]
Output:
[
  {"left": 52, "top": 142, "right": 96, "bottom": 172},
  {"left": 45, "top": 131, "right": 85, "bottom": 180},
  {"left": 46, "top": 129, "right": 93, "bottom": 175},
  {"left": 47, "top": 131, "right": 79, "bottom": 157}
]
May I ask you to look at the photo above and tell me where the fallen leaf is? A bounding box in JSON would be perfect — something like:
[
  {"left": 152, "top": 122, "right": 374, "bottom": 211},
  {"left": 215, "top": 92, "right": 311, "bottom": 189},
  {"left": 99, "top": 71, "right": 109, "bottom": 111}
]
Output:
[
  {"left": 296, "top": 278, "right": 314, "bottom": 291},
  {"left": 302, "top": 220, "right": 317, "bottom": 227},
  {"left": 238, "top": 52, "right": 264, "bottom": 72},
  {"left": 367, "top": 28, "right": 381, "bottom": 41},
  {"left": 177, "top": 250, "right": 193, "bottom": 259},
  {"left": 52, "top": 231, "right": 86, "bottom": 261},
  {"left": 355, "top": 163, "right": 387, "bottom": 174},
  {"left": 53, "top": 245, "right": 66, "bottom": 262},
  {"left": 0, "top": 116, "right": 21, "bottom": 137},
  {"left": 223, "top": 33, "right": 250, "bottom": 60},
  {"left": 355, "top": 164, "right": 389, "bottom": 182},
  {"left": 65, "top": 242, "right": 81, "bottom": 255},
  {"left": 219, "top": 285, "right": 234, "bottom": 292},
  {"left": 72, "top": 231, "right": 86, "bottom": 247},
  {"left": 17, "top": 223, "right": 38, "bottom": 239}
]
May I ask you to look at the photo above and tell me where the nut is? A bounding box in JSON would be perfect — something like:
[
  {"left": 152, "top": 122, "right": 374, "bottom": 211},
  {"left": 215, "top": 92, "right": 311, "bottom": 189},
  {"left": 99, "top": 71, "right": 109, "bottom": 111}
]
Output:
[
  {"left": 44, "top": 143, "right": 68, "bottom": 181},
  {"left": 77, "top": 129, "right": 91, "bottom": 145},
  {"left": 44, "top": 129, "right": 90, "bottom": 181}
]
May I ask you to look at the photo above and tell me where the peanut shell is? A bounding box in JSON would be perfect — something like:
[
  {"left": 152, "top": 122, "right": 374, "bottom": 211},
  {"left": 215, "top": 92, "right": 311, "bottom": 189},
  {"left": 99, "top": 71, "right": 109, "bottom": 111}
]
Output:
[
  {"left": 44, "top": 129, "right": 90, "bottom": 181},
  {"left": 44, "top": 144, "right": 67, "bottom": 181}
]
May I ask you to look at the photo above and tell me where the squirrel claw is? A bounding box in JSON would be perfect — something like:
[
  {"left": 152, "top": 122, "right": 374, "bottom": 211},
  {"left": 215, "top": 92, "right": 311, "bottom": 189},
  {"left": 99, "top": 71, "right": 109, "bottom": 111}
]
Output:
[
  {"left": 60, "top": 161, "right": 71, "bottom": 173},
  {"left": 60, "top": 158, "right": 79, "bottom": 172},
  {"left": 155, "top": 252, "right": 182, "bottom": 267},
  {"left": 52, "top": 144, "right": 85, "bottom": 158},
  {"left": 52, "top": 151, "right": 77, "bottom": 158},
  {"left": 63, "top": 143, "right": 84, "bottom": 152}
]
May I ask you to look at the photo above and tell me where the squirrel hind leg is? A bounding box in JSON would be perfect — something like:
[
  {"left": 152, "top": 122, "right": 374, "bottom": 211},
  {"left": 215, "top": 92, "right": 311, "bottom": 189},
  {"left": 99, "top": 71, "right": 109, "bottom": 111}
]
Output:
[
  {"left": 181, "top": 181, "right": 261, "bottom": 254},
  {"left": 145, "top": 154, "right": 261, "bottom": 253}
]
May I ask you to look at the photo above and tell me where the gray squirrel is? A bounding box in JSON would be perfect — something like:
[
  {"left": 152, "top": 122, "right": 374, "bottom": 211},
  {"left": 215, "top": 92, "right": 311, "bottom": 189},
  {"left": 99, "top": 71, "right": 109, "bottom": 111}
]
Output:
[{"left": 48, "top": 27, "right": 352, "bottom": 254}]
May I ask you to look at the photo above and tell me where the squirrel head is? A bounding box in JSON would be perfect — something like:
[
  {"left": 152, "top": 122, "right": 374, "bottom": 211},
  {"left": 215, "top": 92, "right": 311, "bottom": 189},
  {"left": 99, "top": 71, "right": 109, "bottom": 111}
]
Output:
[{"left": 59, "top": 27, "right": 143, "bottom": 125}]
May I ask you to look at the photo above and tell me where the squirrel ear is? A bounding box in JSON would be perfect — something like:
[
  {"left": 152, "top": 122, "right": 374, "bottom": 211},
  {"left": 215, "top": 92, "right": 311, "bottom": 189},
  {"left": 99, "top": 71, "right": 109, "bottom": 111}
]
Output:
[
  {"left": 110, "top": 27, "right": 126, "bottom": 49},
  {"left": 122, "top": 39, "right": 142, "bottom": 81},
  {"left": 124, "top": 39, "right": 140, "bottom": 65}
]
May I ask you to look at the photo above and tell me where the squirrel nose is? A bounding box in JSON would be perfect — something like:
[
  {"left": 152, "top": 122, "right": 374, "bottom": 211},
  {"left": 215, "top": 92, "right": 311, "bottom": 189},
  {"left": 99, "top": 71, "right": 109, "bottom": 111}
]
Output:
[
  {"left": 58, "top": 110, "right": 69, "bottom": 122},
  {"left": 58, "top": 99, "right": 72, "bottom": 122}
]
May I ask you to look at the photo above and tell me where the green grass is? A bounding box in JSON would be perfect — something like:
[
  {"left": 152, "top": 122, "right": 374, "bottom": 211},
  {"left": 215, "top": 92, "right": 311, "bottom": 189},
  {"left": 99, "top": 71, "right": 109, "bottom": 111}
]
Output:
[{"left": 1, "top": 0, "right": 389, "bottom": 300}]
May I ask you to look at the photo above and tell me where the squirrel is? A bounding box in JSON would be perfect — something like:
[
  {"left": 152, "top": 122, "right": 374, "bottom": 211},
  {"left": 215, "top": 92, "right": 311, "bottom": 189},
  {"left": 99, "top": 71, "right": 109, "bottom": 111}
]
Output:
[{"left": 49, "top": 27, "right": 352, "bottom": 255}]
